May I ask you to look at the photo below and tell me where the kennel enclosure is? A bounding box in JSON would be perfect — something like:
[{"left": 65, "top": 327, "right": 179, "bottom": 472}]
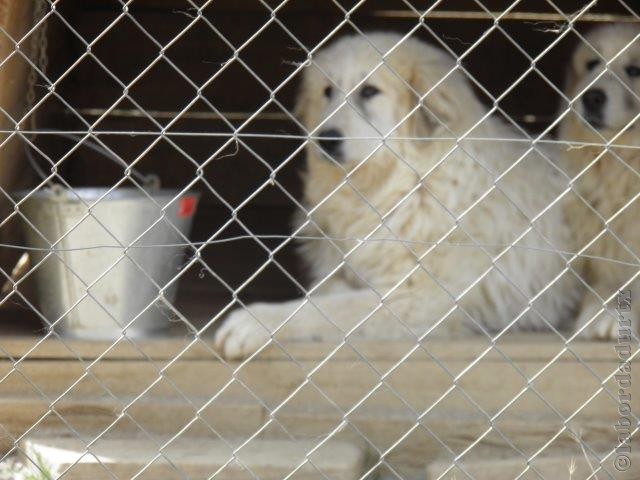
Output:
[{"left": 0, "top": 1, "right": 636, "bottom": 479}]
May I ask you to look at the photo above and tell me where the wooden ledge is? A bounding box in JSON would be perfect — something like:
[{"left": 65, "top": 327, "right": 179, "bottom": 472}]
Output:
[{"left": 0, "top": 332, "right": 634, "bottom": 363}]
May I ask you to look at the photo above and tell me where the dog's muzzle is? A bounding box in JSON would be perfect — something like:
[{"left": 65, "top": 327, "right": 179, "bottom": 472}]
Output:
[
  {"left": 582, "top": 88, "right": 607, "bottom": 128},
  {"left": 317, "top": 128, "right": 344, "bottom": 161}
]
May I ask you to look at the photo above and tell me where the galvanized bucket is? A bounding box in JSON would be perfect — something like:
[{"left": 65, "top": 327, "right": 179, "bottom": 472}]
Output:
[{"left": 15, "top": 186, "right": 200, "bottom": 340}]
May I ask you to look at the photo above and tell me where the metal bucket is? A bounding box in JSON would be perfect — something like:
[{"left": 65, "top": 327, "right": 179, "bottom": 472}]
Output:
[{"left": 15, "top": 187, "right": 200, "bottom": 340}]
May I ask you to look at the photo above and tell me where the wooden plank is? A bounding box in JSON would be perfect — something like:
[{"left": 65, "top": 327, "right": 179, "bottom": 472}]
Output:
[
  {"left": 0, "top": 333, "right": 633, "bottom": 362},
  {"left": 277, "top": 406, "right": 623, "bottom": 472},
  {"left": 0, "top": 394, "right": 264, "bottom": 441},
  {"left": 0, "top": 349, "right": 632, "bottom": 428},
  {"left": 0, "top": 354, "right": 630, "bottom": 411},
  {"left": 1, "top": 393, "right": 627, "bottom": 472},
  {"left": 0, "top": 333, "right": 631, "bottom": 472},
  {"left": 65, "top": 0, "right": 635, "bottom": 17}
]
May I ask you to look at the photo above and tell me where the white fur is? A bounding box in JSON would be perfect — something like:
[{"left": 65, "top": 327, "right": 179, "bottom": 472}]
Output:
[
  {"left": 215, "top": 33, "right": 580, "bottom": 359},
  {"left": 558, "top": 24, "right": 640, "bottom": 340}
]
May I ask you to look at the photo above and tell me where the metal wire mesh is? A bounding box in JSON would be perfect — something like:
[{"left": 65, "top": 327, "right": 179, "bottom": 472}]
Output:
[{"left": 0, "top": 1, "right": 637, "bottom": 479}]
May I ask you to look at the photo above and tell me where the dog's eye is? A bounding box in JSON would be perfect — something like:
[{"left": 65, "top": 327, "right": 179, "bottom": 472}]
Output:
[
  {"left": 360, "top": 84, "right": 380, "bottom": 99},
  {"left": 585, "top": 59, "right": 600, "bottom": 71},
  {"left": 625, "top": 65, "right": 640, "bottom": 78},
  {"left": 323, "top": 86, "right": 333, "bottom": 98}
]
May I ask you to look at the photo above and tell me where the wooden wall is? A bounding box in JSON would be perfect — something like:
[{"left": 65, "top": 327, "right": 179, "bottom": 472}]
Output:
[{"left": 18, "top": 0, "right": 639, "bottom": 327}]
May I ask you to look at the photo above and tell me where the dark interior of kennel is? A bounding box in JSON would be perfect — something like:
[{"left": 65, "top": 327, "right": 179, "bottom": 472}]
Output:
[{"left": 9, "top": 0, "right": 639, "bottom": 332}]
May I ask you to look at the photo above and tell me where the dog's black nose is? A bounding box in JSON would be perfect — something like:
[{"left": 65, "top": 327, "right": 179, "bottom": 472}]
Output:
[
  {"left": 582, "top": 88, "right": 607, "bottom": 113},
  {"left": 317, "top": 129, "right": 343, "bottom": 157}
]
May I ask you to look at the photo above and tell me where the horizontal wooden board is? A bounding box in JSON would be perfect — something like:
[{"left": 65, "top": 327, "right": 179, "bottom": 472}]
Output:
[
  {"left": 0, "top": 329, "right": 633, "bottom": 473},
  {"left": 0, "top": 393, "right": 264, "bottom": 441},
  {"left": 0, "top": 332, "right": 632, "bottom": 362}
]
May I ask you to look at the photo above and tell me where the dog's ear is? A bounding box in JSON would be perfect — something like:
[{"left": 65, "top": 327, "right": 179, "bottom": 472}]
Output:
[{"left": 408, "top": 61, "right": 482, "bottom": 135}]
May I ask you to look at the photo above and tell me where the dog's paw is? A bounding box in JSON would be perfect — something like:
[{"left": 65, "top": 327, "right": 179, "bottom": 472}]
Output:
[
  {"left": 214, "top": 306, "right": 273, "bottom": 360},
  {"left": 574, "top": 302, "right": 618, "bottom": 340}
]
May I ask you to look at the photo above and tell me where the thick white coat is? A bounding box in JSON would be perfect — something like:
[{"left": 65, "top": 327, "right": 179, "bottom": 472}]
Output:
[
  {"left": 215, "top": 33, "right": 580, "bottom": 359},
  {"left": 558, "top": 24, "right": 640, "bottom": 339}
]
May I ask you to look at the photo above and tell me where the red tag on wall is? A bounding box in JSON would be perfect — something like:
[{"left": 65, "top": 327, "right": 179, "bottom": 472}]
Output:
[{"left": 178, "top": 196, "right": 197, "bottom": 218}]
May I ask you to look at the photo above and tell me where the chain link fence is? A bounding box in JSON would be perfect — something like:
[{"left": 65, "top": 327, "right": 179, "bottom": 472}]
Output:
[{"left": 0, "top": 0, "right": 637, "bottom": 479}]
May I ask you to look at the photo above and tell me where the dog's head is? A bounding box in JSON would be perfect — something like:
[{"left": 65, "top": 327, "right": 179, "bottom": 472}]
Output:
[
  {"left": 295, "top": 33, "right": 484, "bottom": 171},
  {"left": 564, "top": 25, "right": 640, "bottom": 136}
]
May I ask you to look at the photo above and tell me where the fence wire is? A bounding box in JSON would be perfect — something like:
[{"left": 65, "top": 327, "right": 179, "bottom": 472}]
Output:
[{"left": 0, "top": 1, "right": 637, "bottom": 480}]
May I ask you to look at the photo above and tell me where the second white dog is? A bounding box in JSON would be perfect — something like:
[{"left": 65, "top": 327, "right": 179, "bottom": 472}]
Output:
[
  {"left": 215, "top": 33, "right": 580, "bottom": 359},
  {"left": 558, "top": 24, "right": 640, "bottom": 339}
]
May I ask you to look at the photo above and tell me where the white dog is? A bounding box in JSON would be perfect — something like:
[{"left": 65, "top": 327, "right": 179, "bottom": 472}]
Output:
[
  {"left": 214, "top": 33, "right": 579, "bottom": 359},
  {"left": 558, "top": 24, "right": 640, "bottom": 339}
]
